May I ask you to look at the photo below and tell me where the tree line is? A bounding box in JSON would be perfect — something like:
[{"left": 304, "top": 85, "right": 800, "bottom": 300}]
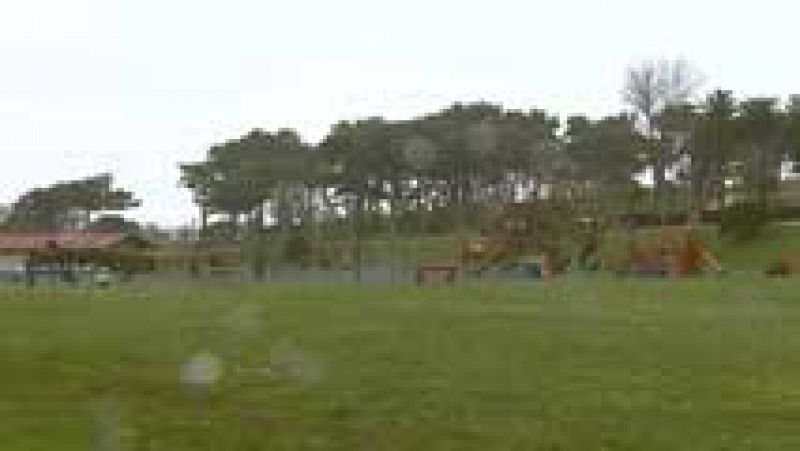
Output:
[
  {"left": 180, "top": 61, "right": 800, "bottom": 241},
  {"left": 2, "top": 173, "right": 140, "bottom": 233},
  {"left": 4, "top": 60, "right": 800, "bottom": 245}
]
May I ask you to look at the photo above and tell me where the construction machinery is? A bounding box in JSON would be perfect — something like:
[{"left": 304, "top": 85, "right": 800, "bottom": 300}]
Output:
[
  {"left": 416, "top": 201, "right": 601, "bottom": 285},
  {"left": 616, "top": 226, "right": 722, "bottom": 277}
]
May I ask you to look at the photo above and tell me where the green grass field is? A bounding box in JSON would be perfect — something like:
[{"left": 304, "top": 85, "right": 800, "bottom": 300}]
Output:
[{"left": 1, "top": 276, "right": 799, "bottom": 450}]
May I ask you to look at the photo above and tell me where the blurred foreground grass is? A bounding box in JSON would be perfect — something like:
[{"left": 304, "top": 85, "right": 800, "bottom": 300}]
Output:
[{"left": 1, "top": 276, "right": 799, "bottom": 449}]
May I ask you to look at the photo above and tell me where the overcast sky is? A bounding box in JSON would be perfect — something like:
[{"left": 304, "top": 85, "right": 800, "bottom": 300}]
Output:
[{"left": 1, "top": 0, "right": 797, "bottom": 226}]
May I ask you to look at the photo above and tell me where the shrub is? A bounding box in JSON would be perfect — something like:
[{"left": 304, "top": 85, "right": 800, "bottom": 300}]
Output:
[
  {"left": 282, "top": 233, "right": 312, "bottom": 266},
  {"left": 720, "top": 201, "right": 769, "bottom": 241}
]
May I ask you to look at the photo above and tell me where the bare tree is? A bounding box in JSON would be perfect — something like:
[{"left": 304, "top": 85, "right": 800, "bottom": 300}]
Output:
[{"left": 622, "top": 59, "right": 702, "bottom": 221}]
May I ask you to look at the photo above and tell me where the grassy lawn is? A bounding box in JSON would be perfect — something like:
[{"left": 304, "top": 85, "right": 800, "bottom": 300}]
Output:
[{"left": 1, "top": 276, "right": 799, "bottom": 449}]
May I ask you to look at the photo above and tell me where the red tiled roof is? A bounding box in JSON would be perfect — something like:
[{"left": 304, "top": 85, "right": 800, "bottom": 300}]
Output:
[{"left": 0, "top": 232, "right": 126, "bottom": 252}]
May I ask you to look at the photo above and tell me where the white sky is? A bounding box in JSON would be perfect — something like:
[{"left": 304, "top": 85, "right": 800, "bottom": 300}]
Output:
[{"left": 1, "top": 0, "right": 797, "bottom": 226}]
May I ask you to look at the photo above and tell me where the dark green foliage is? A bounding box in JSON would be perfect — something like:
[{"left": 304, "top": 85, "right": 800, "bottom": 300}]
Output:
[
  {"left": 170, "top": 85, "right": 800, "bottom": 271},
  {"left": 6, "top": 174, "right": 139, "bottom": 231},
  {"left": 180, "top": 129, "right": 311, "bottom": 239},
  {"left": 282, "top": 232, "right": 312, "bottom": 266},
  {"left": 720, "top": 201, "right": 769, "bottom": 241}
]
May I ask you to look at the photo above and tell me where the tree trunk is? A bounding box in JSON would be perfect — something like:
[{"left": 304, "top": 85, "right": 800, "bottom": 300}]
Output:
[
  {"left": 388, "top": 179, "right": 400, "bottom": 284},
  {"left": 352, "top": 192, "right": 363, "bottom": 284},
  {"left": 688, "top": 157, "right": 705, "bottom": 226},
  {"left": 252, "top": 203, "right": 266, "bottom": 280},
  {"left": 228, "top": 211, "right": 238, "bottom": 240},
  {"left": 200, "top": 205, "right": 209, "bottom": 239},
  {"left": 653, "top": 150, "right": 667, "bottom": 224}
]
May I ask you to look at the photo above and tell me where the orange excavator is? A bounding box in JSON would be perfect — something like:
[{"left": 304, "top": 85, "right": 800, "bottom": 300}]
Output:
[
  {"left": 415, "top": 202, "right": 603, "bottom": 285},
  {"left": 459, "top": 236, "right": 559, "bottom": 278},
  {"left": 415, "top": 236, "right": 554, "bottom": 286},
  {"left": 618, "top": 227, "right": 722, "bottom": 277}
]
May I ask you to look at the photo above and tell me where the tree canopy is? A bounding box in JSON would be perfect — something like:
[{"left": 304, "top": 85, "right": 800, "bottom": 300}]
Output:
[{"left": 5, "top": 174, "right": 139, "bottom": 232}]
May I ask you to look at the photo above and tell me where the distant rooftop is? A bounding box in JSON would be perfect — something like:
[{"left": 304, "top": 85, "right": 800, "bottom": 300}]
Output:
[{"left": 0, "top": 232, "right": 128, "bottom": 253}]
